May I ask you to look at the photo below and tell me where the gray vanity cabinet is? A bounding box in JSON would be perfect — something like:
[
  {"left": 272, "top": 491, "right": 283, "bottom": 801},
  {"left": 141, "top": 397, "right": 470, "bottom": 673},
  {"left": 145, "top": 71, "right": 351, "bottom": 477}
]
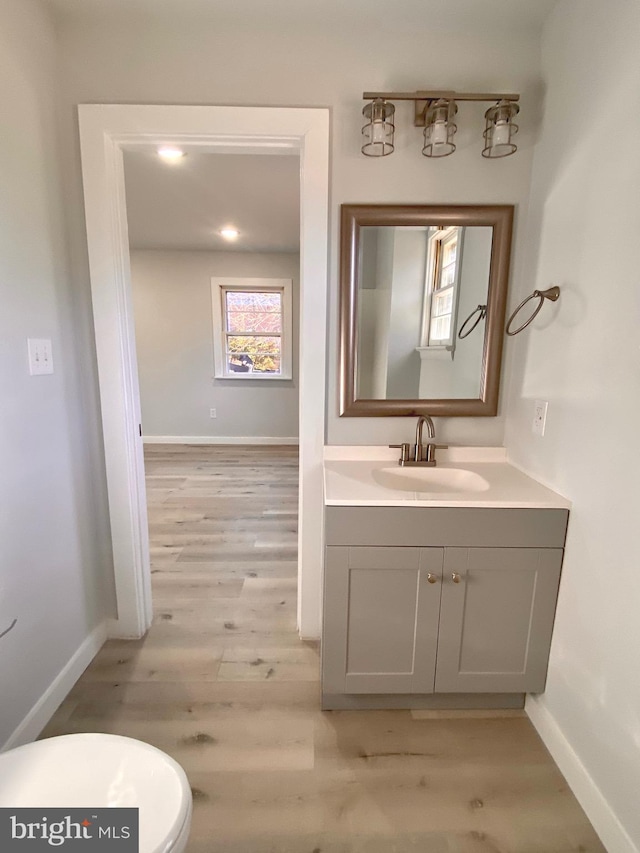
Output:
[
  {"left": 324, "top": 546, "right": 443, "bottom": 694},
  {"left": 435, "top": 547, "right": 563, "bottom": 693},
  {"left": 322, "top": 507, "right": 568, "bottom": 709}
]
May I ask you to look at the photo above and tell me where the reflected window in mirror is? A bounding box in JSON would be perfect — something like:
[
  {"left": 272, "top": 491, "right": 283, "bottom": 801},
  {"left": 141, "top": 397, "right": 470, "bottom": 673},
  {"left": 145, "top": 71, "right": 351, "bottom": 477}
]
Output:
[{"left": 421, "top": 226, "right": 462, "bottom": 350}]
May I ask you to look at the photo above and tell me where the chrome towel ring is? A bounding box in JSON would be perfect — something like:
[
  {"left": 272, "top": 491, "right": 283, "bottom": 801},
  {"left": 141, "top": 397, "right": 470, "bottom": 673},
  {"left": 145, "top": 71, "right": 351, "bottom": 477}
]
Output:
[
  {"left": 458, "top": 304, "right": 487, "bottom": 339},
  {"left": 506, "top": 286, "right": 560, "bottom": 336}
]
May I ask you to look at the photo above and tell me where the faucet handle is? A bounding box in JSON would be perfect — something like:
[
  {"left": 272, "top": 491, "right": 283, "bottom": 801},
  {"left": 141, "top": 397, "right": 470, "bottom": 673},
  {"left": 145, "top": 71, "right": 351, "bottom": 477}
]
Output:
[{"left": 389, "top": 443, "right": 411, "bottom": 463}]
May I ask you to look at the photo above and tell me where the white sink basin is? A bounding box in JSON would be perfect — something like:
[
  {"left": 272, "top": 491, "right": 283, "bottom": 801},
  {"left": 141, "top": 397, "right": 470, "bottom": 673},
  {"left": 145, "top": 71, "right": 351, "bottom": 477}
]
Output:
[{"left": 372, "top": 466, "right": 491, "bottom": 494}]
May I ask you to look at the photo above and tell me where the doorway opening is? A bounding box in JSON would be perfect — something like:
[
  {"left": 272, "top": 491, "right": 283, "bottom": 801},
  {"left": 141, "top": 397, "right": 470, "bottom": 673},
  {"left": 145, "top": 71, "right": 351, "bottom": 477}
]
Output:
[
  {"left": 78, "top": 105, "right": 329, "bottom": 641},
  {"left": 122, "top": 146, "right": 302, "bottom": 631}
]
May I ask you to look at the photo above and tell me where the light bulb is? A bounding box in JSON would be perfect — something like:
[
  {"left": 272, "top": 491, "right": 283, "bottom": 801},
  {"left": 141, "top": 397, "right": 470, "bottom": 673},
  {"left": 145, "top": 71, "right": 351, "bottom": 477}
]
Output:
[
  {"left": 372, "top": 122, "right": 385, "bottom": 144},
  {"left": 220, "top": 227, "right": 239, "bottom": 240},
  {"left": 493, "top": 120, "right": 510, "bottom": 148},
  {"left": 432, "top": 121, "right": 448, "bottom": 147},
  {"left": 157, "top": 146, "right": 185, "bottom": 162}
]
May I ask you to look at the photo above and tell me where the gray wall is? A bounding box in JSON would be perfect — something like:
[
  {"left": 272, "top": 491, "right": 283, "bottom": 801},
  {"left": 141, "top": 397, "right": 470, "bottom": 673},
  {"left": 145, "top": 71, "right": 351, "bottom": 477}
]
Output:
[
  {"left": 385, "top": 230, "right": 425, "bottom": 398},
  {"left": 355, "top": 229, "right": 380, "bottom": 399},
  {"left": 371, "top": 229, "right": 395, "bottom": 399},
  {"left": 503, "top": 0, "right": 640, "bottom": 846},
  {"left": 0, "top": 0, "right": 114, "bottom": 747},
  {"left": 53, "top": 6, "right": 543, "bottom": 449},
  {"left": 455, "top": 226, "right": 492, "bottom": 394},
  {"left": 131, "top": 250, "right": 300, "bottom": 439}
]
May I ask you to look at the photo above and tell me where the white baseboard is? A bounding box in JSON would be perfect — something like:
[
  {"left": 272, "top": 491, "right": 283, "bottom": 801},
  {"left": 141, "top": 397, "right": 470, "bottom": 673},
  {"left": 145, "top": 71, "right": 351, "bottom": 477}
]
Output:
[
  {"left": 2, "top": 622, "right": 108, "bottom": 752},
  {"left": 143, "top": 435, "right": 299, "bottom": 446},
  {"left": 526, "top": 695, "right": 636, "bottom": 853}
]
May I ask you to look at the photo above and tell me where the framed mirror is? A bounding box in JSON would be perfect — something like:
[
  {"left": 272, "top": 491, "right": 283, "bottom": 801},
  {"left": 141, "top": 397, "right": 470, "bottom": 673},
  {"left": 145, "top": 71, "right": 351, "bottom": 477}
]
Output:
[{"left": 340, "top": 204, "right": 514, "bottom": 417}]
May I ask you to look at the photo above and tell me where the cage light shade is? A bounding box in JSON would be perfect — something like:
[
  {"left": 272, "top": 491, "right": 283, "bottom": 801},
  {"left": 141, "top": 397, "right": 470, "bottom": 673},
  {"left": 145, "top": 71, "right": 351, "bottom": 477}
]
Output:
[
  {"left": 482, "top": 100, "right": 519, "bottom": 158},
  {"left": 362, "top": 99, "right": 395, "bottom": 156},
  {"left": 422, "top": 99, "right": 457, "bottom": 158}
]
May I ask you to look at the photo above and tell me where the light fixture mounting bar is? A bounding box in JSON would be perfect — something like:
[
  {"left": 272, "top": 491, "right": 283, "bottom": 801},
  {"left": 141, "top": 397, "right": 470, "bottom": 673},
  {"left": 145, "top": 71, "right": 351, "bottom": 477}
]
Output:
[
  {"left": 363, "top": 90, "right": 520, "bottom": 127},
  {"left": 362, "top": 91, "right": 520, "bottom": 102}
]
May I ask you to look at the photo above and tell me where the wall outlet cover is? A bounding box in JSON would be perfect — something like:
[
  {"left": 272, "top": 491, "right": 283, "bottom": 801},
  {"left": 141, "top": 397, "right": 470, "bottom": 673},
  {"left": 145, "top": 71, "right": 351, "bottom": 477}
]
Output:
[
  {"left": 533, "top": 400, "right": 548, "bottom": 436},
  {"left": 209, "top": 408, "right": 217, "bottom": 418},
  {"left": 27, "top": 338, "right": 54, "bottom": 375}
]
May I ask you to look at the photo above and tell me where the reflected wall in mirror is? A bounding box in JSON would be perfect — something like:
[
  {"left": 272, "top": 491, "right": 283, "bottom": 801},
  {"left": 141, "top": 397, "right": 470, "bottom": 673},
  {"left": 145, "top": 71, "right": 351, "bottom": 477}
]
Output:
[{"left": 340, "top": 204, "right": 514, "bottom": 417}]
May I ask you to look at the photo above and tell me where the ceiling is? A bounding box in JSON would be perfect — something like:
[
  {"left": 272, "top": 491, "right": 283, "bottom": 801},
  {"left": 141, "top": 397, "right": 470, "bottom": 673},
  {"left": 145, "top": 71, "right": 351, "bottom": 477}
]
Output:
[
  {"left": 44, "top": 0, "right": 558, "bottom": 31},
  {"left": 122, "top": 150, "right": 300, "bottom": 253}
]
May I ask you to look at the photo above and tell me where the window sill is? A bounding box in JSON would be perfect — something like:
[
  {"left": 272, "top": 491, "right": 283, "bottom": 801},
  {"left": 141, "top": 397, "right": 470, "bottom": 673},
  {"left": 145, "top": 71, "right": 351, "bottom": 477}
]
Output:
[
  {"left": 214, "top": 372, "right": 293, "bottom": 381},
  {"left": 415, "top": 346, "right": 454, "bottom": 361}
]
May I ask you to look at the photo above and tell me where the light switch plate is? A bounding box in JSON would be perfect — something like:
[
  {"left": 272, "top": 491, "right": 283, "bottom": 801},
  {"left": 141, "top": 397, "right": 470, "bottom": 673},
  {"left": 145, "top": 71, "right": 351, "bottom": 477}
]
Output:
[
  {"left": 533, "top": 400, "right": 548, "bottom": 436},
  {"left": 27, "top": 338, "right": 54, "bottom": 375}
]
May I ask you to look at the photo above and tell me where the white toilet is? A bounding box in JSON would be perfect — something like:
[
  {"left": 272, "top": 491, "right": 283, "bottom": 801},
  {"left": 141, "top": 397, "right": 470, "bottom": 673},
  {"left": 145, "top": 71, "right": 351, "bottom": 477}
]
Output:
[{"left": 0, "top": 733, "right": 193, "bottom": 853}]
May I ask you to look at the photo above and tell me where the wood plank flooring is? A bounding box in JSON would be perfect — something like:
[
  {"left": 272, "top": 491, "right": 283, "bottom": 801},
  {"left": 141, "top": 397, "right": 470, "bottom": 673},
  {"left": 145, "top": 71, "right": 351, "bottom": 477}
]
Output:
[{"left": 42, "top": 445, "right": 605, "bottom": 852}]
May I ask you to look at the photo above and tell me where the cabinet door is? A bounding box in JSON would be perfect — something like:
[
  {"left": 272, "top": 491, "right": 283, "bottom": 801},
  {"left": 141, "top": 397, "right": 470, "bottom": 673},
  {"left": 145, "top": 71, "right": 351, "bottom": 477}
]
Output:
[
  {"left": 323, "top": 546, "right": 443, "bottom": 694},
  {"left": 435, "top": 548, "right": 562, "bottom": 693}
]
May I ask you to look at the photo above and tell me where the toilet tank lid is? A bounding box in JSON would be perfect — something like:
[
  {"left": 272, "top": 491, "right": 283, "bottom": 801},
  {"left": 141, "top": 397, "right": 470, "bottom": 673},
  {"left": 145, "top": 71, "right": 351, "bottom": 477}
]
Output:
[{"left": 0, "top": 733, "right": 192, "bottom": 853}]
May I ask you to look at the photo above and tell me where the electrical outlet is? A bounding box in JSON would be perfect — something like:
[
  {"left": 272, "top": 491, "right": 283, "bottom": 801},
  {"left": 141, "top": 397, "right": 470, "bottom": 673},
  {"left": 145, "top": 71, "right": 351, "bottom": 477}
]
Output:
[
  {"left": 27, "top": 338, "right": 54, "bottom": 375},
  {"left": 532, "top": 400, "right": 548, "bottom": 436},
  {"left": 209, "top": 408, "right": 217, "bottom": 419}
]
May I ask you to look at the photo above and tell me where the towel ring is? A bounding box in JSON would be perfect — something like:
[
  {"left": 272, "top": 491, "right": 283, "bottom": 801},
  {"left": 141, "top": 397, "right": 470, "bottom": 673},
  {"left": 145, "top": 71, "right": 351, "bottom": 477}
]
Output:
[
  {"left": 0, "top": 618, "right": 17, "bottom": 641},
  {"left": 458, "top": 304, "right": 487, "bottom": 339},
  {"left": 506, "top": 286, "right": 560, "bottom": 336}
]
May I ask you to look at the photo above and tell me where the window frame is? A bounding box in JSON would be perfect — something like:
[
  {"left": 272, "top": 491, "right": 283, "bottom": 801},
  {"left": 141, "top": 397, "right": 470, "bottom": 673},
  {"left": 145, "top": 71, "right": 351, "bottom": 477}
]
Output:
[
  {"left": 419, "top": 226, "right": 465, "bottom": 355},
  {"left": 211, "top": 276, "right": 293, "bottom": 380}
]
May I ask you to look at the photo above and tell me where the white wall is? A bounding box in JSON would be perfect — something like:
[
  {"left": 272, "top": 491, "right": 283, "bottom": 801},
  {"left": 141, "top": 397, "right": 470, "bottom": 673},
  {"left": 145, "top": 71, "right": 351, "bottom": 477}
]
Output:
[
  {"left": 53, "top": 6, "right": 544, "bottom": 449},
  {"left": 130, "top": 250, "right": 300, "bottom": 439},
  {"left": 504, "top": 1, "right": 640, "bottom": 848},
  {"left": 0, "top": 0, "right": 113, "bottom": 748}
]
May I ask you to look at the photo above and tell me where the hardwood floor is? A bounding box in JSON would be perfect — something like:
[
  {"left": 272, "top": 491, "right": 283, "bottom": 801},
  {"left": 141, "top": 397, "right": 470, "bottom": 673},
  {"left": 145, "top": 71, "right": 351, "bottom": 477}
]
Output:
[{"left": 42, "top": 445, "right": 605, "bottom": 852}]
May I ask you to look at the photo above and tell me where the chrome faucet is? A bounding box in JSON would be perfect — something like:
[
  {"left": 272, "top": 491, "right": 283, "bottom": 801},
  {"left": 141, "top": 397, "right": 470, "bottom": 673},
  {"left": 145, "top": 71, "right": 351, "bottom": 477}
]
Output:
[{"left": 390, "top": 415, "right": 437, "bottom": 467}]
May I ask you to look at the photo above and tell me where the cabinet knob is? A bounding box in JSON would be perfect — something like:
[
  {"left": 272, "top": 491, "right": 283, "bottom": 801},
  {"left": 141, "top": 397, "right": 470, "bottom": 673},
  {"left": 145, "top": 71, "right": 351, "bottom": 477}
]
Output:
[
  {"left": 451, "top": 572, "right": 461, "bottom": 583},
  {"left": 427, "top": 573, "right": 438, "bottom": 584}
]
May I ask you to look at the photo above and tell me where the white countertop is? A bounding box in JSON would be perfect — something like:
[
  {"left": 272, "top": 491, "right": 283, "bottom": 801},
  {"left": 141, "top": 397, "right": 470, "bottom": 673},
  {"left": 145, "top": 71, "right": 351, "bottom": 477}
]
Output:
[{"left": 323, "top": 446, "right": 571, "bottom": 509}]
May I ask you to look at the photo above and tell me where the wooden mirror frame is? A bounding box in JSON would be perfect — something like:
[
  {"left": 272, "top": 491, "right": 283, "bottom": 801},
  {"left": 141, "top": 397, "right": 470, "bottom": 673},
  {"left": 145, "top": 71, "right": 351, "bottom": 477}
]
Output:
[{"left": 339, "top": 203, "right": 514, "bottom": 417}]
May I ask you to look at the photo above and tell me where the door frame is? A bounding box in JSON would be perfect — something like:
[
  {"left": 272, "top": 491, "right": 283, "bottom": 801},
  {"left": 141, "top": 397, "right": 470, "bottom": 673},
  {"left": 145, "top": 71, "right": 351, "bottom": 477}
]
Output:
[{"left": 78, "top": 104, "right": 329, "bottom": 640}]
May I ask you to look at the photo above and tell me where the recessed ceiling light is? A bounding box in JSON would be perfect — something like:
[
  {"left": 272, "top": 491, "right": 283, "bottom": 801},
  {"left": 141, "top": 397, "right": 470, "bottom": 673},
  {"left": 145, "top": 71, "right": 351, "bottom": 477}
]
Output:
[
  {"left": 220, "top": 227, "right": 240, "bottom": 240},
  {"left": 157, "top": 146, "right": 186, "bottom": 162}
]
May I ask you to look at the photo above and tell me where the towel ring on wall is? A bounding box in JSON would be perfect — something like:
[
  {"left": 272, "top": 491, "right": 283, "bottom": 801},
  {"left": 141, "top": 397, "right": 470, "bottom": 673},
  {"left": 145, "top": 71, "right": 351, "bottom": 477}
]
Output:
[
  {"left": 506, "top": 286, "right": 561, "bottom": 336},
  {"left": 0, "top": 618, "right": 17, "bottom": 640},
  {"left": 458, "top": 304, "right": 487, "bottom": 339}
]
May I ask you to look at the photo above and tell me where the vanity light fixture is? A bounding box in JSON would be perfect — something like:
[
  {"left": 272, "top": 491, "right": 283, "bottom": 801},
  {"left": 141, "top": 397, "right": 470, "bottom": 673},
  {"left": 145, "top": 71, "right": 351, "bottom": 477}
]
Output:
[
  {"left": 361, "top": 90, "right": 520, "bottom": 159},
  {"left": 157, "top": 146, "right": 186, "bottom": 162},
  {"left": 482, "top": 100, "right": 519, "bottom": 158},
  {"left": 422, "top": 98, "right": 458, "bottom": 158},
  {"left": 219, "top": 227, "right": 240, "bottom": 240},
  {"left": 361, "top": 98, "right": 395, "bottom": 157}
]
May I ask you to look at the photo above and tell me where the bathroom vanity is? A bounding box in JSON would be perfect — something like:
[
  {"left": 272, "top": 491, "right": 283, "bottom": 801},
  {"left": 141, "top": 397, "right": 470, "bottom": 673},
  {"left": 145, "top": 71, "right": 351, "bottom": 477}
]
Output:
[{"left": 321, "top": 447, "right": 571, "bottom": 710}]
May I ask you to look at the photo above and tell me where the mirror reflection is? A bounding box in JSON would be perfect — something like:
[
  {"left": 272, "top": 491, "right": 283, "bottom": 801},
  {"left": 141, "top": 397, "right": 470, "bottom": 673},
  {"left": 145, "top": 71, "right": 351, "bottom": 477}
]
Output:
[
  {"left": 340, "top": 204, "right": 513, "bottom": 417},
  {"left": 356, "top": 224, "right": 493, "bottom": 401}
]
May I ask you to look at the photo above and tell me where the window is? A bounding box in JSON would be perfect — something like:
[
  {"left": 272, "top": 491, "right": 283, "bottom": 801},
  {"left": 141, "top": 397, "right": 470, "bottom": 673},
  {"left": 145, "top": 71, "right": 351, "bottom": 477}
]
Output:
[
  {"left": 420, "top": 226, "right": 464, "bottom": 352},
  {"left": 211, "top": 277, "right": 293, "bottom": 379}
]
